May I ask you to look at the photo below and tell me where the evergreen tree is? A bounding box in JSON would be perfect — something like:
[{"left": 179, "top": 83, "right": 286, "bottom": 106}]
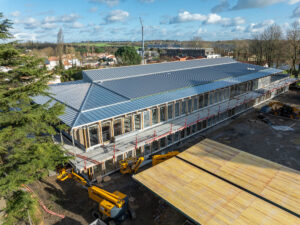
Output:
[
  {"left": 0, "top": 13, "right": 69, "bottom": 224},
  {"left": 115, "top": 46, "right": 142, "bottom": 65}
]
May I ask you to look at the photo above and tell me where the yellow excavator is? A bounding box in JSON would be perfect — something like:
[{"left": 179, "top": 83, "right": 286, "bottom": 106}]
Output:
[
  {"left": 119, "top": 157, "right": 144, "bottom": 174},
  {"left": 57, "top": 167, "right": 129, "bottom": 223},
  {"left": 119, "top": 151, "right": 180, "bottom": 174}
]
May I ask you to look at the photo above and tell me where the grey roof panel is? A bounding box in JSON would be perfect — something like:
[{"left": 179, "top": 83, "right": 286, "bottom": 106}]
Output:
[
  {"left": 59, "top": 106, "right": 78, "bottom": 126},
  {"left": 73, "top": 68, "right": 281, "bottom": 127},
  {"left": 49, "top": 80, "right": 91, "bottom": 110},
  {"left": 31, "top": 95, "right": 78, "bottom": 126},
  {"left": 83, "top": 57, "right": 235, "bottom": 82},
  {"left": 100, "top": 62, "right": 264, "bottom": 99},
  {"left": 82, "top": 83, "right": 129, "bottom": 111}
]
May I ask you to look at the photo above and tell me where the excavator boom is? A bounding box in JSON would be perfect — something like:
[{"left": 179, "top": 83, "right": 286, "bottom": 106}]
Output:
[
  {"left": 57, "top": 167, "right": 128, "bottom": 220},
  {"left": 152, "top": 151, "right": 180, "bottom": 166}
]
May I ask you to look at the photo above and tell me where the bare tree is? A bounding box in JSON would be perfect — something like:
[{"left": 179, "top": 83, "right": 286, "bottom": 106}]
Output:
[
  {"left": 249, "top": 33, "right": 264, "bottom": 65},
  {"left": 188, "top": 36, "right": 203, "bottom": 48},
  {"left": 287, "top": 21, "right": 300, "bottom": 76},
  {"left": 57, "top": 28, "right": 64, "bottom": 68},
  {"left": 261, "top": 24, "right": 282, "bottom": 67}
]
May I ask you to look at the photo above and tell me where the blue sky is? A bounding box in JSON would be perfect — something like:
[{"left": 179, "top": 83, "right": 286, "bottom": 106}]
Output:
[{"left": 1, "top": 0, "right": 300, "bottom": 42}]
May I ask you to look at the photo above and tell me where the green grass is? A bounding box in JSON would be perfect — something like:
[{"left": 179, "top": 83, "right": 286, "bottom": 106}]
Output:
[{"left": 75, "top": 42, "right": 111, "bottom": 47}]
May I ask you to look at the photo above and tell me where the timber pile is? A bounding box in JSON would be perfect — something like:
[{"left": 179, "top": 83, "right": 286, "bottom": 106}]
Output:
[
  {"left": 178, "top": 139, "right": 300, "bottom": 215},
  {"left": 134, "top": 139, "right": 300, "bottom": 225}
]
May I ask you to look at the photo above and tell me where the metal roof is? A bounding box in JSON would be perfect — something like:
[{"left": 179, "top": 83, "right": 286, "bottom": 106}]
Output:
[
  {"left": 48, "top": 80, "right": 91, "bottom": 110},
  {"left": 99, "top": 62, "right": 264, "bottom": 99},
  {"left": 83, "top": 57, "right": 235, "bottom": 82},
  {"left": 73, "top": 68, "right": 282, "bottom": 127},
  {"left": 82, "top": 83, "right": 129, "bottom": 111},
  {"left": 31, "top": 58, "right": 284, "bottom": 128},
  {"left": 31, "top": 95, "right": 78, "bottom": 126}
]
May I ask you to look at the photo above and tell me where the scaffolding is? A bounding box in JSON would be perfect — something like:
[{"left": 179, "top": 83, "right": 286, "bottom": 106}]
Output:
[{"left": 61, "top": 77, "right": 297, "bottom": 174}]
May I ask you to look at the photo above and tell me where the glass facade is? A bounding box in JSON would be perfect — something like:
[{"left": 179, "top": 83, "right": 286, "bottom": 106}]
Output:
[
  {"left": 102, "top": 122, "right": 111, "bottom": 142},
  {"left": 160, "top": 105, "right": 166, "bottom": 122},
  {"left": 134, "top": 114, "right": 141, "bottom": 130},
  {"left": 143, "top": 111, "right": 150, "bottom": 128},
  {"left": 168, "top": 103, "right": 173, "bottom": 120},
  {"left": 124, "top": 115, "right": 132, "bottom": 133},
  {"left": 152, "top": 108, "right": 158, "bottom": 125},
  {"left": 114, "top": 119, "right": 122, "bottom": 136},
  {"left": 175, "top": 102, "right": 180, "bottom": 117},
  {"left": 85, "top": 76, "right": 278, "bottom": 152},
  {"left": 89, "top": 125, "right": 99, "bottom": 146}
]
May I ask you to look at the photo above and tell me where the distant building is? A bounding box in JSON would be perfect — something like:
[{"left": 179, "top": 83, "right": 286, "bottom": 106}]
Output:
[
  {"left": 160, "top": 48, "right": 214, "bottom": 58},
  {"left": 45, "top": 56, "right": 81, "bottom": 70},
  {"left": 137, "top": 50, "right": 159, "bottom": 58},
  {"left": 207, "top": 54, "right": 221, "bottom": 59},
  {"left": 46, "top": 56, "right": 59, "bottom": 70}
]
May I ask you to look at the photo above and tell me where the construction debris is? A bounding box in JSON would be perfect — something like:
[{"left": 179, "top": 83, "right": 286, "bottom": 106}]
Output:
[{"left": 262, "top": 101, "right": 300, "bottom": 119}]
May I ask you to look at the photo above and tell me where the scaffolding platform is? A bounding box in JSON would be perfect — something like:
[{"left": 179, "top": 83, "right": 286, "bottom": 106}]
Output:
[{"left": 58, "top": 77, "right": 296, "bottom": 172}]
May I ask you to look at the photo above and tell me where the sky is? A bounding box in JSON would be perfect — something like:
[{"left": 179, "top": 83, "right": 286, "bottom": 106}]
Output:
[{"left": 1, "top": 0, "right": 300, "bottom": 42}]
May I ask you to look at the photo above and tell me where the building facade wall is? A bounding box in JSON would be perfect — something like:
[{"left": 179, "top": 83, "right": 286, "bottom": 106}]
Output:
[
  {"left": 88, "top": 84, "right": 288, "bottom": 177},
  {"left": 75, "top": 77, "right": 261, "bottom": 151},
  {"left": 70, "top": 74, "right": 291, "bottom": 177}
]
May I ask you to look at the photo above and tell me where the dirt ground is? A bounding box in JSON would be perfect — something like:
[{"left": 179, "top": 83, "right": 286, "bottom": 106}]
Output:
[{"left": 30, "top": 89, "right": 300, "bottom": 225}]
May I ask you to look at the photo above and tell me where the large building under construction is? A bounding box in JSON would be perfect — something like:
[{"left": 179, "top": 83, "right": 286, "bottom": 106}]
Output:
[{"left": 33, "top": 58, "right": 297, "bottom": 177}]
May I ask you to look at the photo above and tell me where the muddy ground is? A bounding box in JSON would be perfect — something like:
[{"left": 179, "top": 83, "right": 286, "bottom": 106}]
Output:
[{"left": 30, "top": 89, "right": 300, "bottom": 225}]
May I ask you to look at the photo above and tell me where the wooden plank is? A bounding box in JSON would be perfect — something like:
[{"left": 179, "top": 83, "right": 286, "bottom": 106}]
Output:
[
  {"left": 178, "top": 138, "right": 300, "bottom": 216},
  {"left": 134, "top": 157, "right": 300, "bottom": 225}
]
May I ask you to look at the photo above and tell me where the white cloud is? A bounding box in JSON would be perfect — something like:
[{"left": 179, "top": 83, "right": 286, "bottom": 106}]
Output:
[
  {"left": 23, "top": 17, "right": 40, "bottom": 29},
  {"left": 89, "top": 0, "right": 119, "bottom": 7},
  {"left": 289, "top": 0, "right": 300, "bottom": 4},
  {"left": 60, "top": 14, "right": 80, "bottom": 23},
  {"left": 104, "top": 10, "right": 129, "bottom": 23},
  {"left": 11, "top": 11, "right": 20, "bottom": 17},
  {"left": 211, "top": 0, "right": 230, "bottom": 13},
  {"left": 222, "top": 17, "right": 245, "bottom": 27},
  {"left": 169, "top": 11, "right": 245, "bottom": 28},
  {"left": 43, "top": 14, "right": 79, "bottom": 24},
  {"left": 231, "top": 25, "right": 245, "bottom": 32},
  {"left": 44, "top": 16, "right": 57, "bottom": 23},
  {"left": 71, "top": 22, "right": 84, "bottom": 28},
  {"left": 41, "top": 22, "right": 57, "bottom": 29},
  {"left": 213, "top": 0, "right": 297, "bottom": 12},
  {"left": 232, "top": 0, "right": 283, "bottom": 10},
  {"left": 14, "top": 32, "right": 37, "bottom": 41},
  {"left": 245, "top": 19, "right": 275, "bottom": 33},
  {"left": 292, "top": 5, "right": 300, "bottom": 17},
  {"left": 169, "top": 11, "right": 206, "bottom": 24},
  {"left": 205, "top": 14, "right": 223, "bottom": 24},
  {"left": 197, "top": 27, "right": 207, "bottom": 35}
]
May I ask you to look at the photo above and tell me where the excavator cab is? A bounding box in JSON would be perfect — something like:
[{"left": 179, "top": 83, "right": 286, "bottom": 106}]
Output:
[
  {"left": 119, "top": 157, "right": 144, "bottom": 174},
  {"left": 88, "top": 186, "right": 128, "bottom": 221}
]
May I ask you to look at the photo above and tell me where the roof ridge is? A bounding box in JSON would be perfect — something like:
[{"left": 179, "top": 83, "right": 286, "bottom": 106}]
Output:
[
  {"left": 97, "top": 61, "right": 237, "bottom": 83},
  {"left": 71, "top": 83, "right": 92, "bottom": 127},
  {"left": 93, "top": 82, "right": 131, "bottom": 100},
  {"left": 83, "top": 58, "right": 210, "bottom": 73}
]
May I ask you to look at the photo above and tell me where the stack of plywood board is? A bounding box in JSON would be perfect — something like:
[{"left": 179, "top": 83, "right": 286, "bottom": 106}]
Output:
[{"left": 134, "top": 139, "right": 300, "bottom": 225}]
